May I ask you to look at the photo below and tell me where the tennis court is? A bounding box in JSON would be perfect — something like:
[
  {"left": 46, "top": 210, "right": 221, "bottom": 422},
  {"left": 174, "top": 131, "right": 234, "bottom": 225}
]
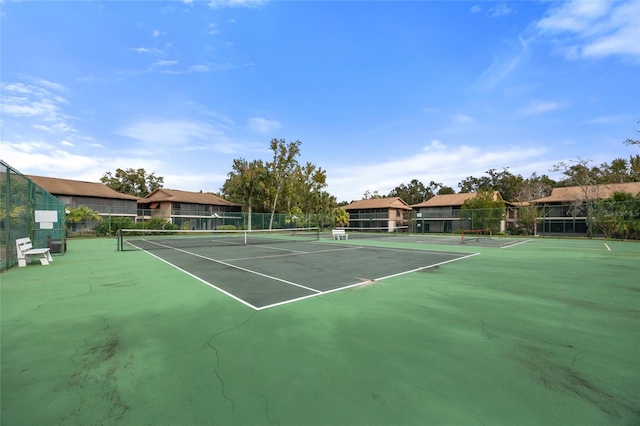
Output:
[
  {"left": 1, "top": 235, "right": 639, "bottom": 425},
  {"left": 118, "top": 228, "right": 477, "bottom": 309}
]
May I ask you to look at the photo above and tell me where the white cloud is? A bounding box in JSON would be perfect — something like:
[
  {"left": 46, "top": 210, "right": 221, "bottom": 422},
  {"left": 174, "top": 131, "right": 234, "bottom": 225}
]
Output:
[
  {"left": 518, "top": 101, "right": 565, "bottom": 115},
  {"left": 470, "top": 5, "right": 481, "bottom": 14},
  {"left": 153, "top": 60, "right": 178, "bottom": 67},
  {"left": 582, "top": 115, "right": 629, "bottom": 125},
  {"left": 488, "top": 3, "right": 512, "bottom": 18},
  {"left": 130, "top": 47, "right": 166, "bottom": 55},
  {"left": 208, "top": 0, "right": 267, "bottom": 9},
  {"left": 473, "top": 36, "right": 530, "bottom": 92},
  {"left": 247, "top": 117, "right": 281, "bottom": 134},
  {"left": 152, "top": 30, "right": 164, "bottom": 37},
  {"left": 327, "top": 140, "right": 547, "bottom": 202},
  {"left": 189, "top": 64, "right": 209, "bottom": 72},
  {"left": 61, "top": 140, "right": 74, "bottom": 147},
  {"left": 535, "top": 0, "right": 640, "bottom": 61},
  {"left": 1, "top": 139, "right": 102, "bottom": 175},
  {"left": 33, "top": 124, "right": 54, "bottom": 132},
  {"left": 118, "top": 118, "right": 242, "bottom": 153},
  {"left": 0, "top": 81, "right": 76, "bottom": 132},
  {"left": 453, "top": 113, "right": 474, "bottom": 124}
]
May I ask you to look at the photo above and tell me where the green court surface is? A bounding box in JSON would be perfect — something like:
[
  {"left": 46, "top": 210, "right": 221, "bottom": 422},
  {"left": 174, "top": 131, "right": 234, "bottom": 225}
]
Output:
[{"left": 1, "top": 236, "right": 639, "bottom": 425}]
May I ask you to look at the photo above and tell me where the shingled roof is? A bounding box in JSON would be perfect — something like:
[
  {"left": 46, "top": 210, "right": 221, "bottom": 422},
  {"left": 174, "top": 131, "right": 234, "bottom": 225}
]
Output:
[
  {"left": 411, "top": 191, "right": 502, "bottom": 208},
  {"left": 532, "top": 182, "right": 640, "bottom": 203},
  {"left": 141, "top": 188, "right": 240, "bottom": 207},
  {"left": 343, "top": 197, "right": 412, "bottom": 210},
  {"left": 28, "top": 175, "right": 139, "bottom": 200}
]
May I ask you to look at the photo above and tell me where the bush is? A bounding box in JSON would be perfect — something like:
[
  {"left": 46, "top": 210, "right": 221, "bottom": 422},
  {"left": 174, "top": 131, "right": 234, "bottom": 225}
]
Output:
[
  {"left": 94, "top": 217, "right": 134, "bottom": 237},
  {"left": 135, "top": 217, "right": 179, "bottom": 230}
]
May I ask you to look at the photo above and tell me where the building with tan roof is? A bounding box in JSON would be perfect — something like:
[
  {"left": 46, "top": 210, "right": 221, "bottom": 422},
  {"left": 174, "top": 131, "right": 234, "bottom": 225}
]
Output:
[
  {"left": 530, "top": 182, "right": 640, "bottom": 236},
  {"left": 410, "top": 191, "right": 504, "bottom": 233},
  {"left": 28, "top": 175, "right": 140, "bottom": 234},
  {"left": 342, "top": 197, "right": 412, "bottom": 231},
  {"left": 139, "top": 188, "right": 241, "bottom": 230}
]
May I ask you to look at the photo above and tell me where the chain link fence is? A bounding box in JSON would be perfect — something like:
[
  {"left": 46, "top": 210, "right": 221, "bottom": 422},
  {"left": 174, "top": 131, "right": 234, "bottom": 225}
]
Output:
[{"left": 1, "top": 161, "right": 67, "bottom": 271}]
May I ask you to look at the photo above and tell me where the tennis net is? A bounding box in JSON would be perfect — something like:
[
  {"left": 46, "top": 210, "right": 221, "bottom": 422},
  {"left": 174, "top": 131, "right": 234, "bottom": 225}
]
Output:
[
  {"left": 335, "top": 226, "right": 409, "bottom": 239},
  {"left": 117, "top": 227, "right": 320, "bottom": 251},
  {"left": 461, "top": 229, "right": 492, "bottom": 244}
]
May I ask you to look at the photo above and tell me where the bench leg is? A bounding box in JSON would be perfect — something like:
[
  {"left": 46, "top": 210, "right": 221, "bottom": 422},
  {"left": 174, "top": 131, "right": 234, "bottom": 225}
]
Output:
[
  {"left": 18, "top": 258, "right": 27, "bottom": 267},
  {"left": 39, "top": 255, "right": 50, "bottom": 266}
]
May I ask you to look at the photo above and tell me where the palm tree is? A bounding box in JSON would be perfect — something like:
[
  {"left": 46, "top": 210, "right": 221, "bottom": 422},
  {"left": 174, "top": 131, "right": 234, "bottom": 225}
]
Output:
[{"left": 67, "top": 206, "right": 101, "bottom": 236}]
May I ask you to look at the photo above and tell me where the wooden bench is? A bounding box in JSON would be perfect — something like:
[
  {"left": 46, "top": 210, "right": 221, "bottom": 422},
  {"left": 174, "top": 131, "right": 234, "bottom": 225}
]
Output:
[
  {"left": 16, "top": 237, "right": 53, "bottom": 267},
  {"left": 332, "top": 229, "right": 349, "bottom": 240}
]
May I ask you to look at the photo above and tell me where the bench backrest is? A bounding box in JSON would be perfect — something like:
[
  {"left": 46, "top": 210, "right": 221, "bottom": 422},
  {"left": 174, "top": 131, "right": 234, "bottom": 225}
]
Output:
[
  {"left": 332, "top": 229, "right": 345, "bottom": 234},
  {"left": 16, "top": 238, "right": 33, "bottom": 258}
]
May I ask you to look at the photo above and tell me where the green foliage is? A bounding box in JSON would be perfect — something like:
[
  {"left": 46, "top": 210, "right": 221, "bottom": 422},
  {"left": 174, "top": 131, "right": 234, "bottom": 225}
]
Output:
[
  {"left": 267, "top": 138, "right": 302, "bottom": 228},
  {"left": 101, "top": 168, "right": 163, "bottom": 197},
  {"left": 333, "top": 207, "right": 349, "bottom": 227},
  {"left": 591, "top": 192, "right": 640, "bottom": 240},
  {"left": 512, "top": 205, "right": 543, "bottom": 236},
  {"left": 94, "top": 216, "right": 134, "bottom": 237},
  {"left": 460, "top": 190, "right": 505, "bottom": 232},
  {"left": 138, "top": 217, "right": 178, "bottom": 230},
  {"left": 388, "top": 180, "right": 450, "bottom": 204},
  {"left": 67, "top": 206, "right": 102, "bottom": 236}
]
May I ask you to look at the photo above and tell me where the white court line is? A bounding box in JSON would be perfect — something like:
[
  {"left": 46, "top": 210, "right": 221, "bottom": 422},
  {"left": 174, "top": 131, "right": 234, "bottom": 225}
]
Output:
[
  {"left": 133, "top": 239, "right": 321, "bottom": 294},
  {"left": 499, "top": 239, "right": 532, "bottom": 249},
  {"left": 127, "top": 242, "right": 260, "bottom": 310},
  {"left": 127, "top": 240, "right": 479, "bottom": 311},
  {"left": 223, "top": 245, "right": 364, "bottom": 262},
  {"left": 255, "top": 252, "right": 480, "bottom": 310}
]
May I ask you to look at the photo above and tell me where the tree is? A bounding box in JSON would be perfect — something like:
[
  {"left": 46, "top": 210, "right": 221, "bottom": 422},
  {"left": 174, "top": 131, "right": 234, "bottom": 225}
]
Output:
[
  {"left": 287, "top": 162, "right": 328, "bottom": 214},
  {"left": 388, "top": 180, "right": 449, "bottom": 204},
  {"left": 592, "top": 192, "right": 640, "bottom": 240},
  {"left": 333, "top": 207, "right": 349, "bottom": 227},
  {"left": 101, "top": 168, "right": 164, "bottom": 198},
  {"left": 513, "top": 205, "right": 540, "bottom": 236},
  {"left": 362, "top": 190, "right": 384, "bottom": 199},
  {"left": 458, "top": 168, "right": 525, "bottom": 201},
  {"left": 67, "top": 206, "right": 101, "bottom": 236},
  {"left": 460, "top": 190, "right": 505, "bottom": 232},
  {"left": 266, "top": 139, "right": 302, "bottom": 229},
  {"left": 458, "top": 175, "right": 491, "bottom": 194},
  {"left": 388, "top": 180, "right": 427, "bottom": 205},
  {"left": 551, "top": 158, "right": 603, "bottom": 236},
  {"left": 94, "top": 216, "right": 133, "bottom": 237},
  {"left": 624, "top": 119, "right": 639, "bottom": 146},
  {"left": 221, "top": 158, "right": 268, "bottom": 229},
  {"left": 516, "top": 173, "right": 554, "bottom": 201},
  {"left": 437, "top": 186, "right": 456, "bottom": 195},
  {"left": 600, "top": 157, "right": 640, "bottom": 184}
]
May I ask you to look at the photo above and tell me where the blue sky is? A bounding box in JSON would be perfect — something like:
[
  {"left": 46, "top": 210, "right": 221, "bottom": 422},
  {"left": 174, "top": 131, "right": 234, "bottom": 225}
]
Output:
[{"left": 1, "top": 0, "right": 639, "bottom": 202}]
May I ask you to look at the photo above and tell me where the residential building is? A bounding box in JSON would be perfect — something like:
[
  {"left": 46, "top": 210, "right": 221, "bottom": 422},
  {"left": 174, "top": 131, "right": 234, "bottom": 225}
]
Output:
[
  {"left": 342, "top": 197, "right": 412, "bottom": 231},
  {"left": 411, "top": 191, "right": 505, "bottom": 233},
  {"left": 531, "top": 182, "right": 640, "bottom": 236},
  {"left": 28, "top": 175, "right": 139, "bottom": 233},
  {"left": 139, "top": 188, "right": 242, "bottom": 230}
]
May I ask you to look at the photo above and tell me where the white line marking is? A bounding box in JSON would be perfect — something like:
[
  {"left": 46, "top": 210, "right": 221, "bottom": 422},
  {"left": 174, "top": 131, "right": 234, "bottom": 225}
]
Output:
[
  {"left": 127, "top": 241, "right": 479, "bottom": 311},
  {"left": 223, "top": 246, "right": 364, "bottom": 262},
  {"left": 133, "top": 240, "right": 321, "bottom": 294},
  {"left": 604, "top": 243, "right": 611, "bottom": 251},
  {"left": 255, "top": 252, "right": 480, "bottom": 310},
  {"left": 499, "top": 239, "right": 532, "bottom": 249},
  {"left": 130, "top": 245, "right": 259, "bottom": 310}
]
